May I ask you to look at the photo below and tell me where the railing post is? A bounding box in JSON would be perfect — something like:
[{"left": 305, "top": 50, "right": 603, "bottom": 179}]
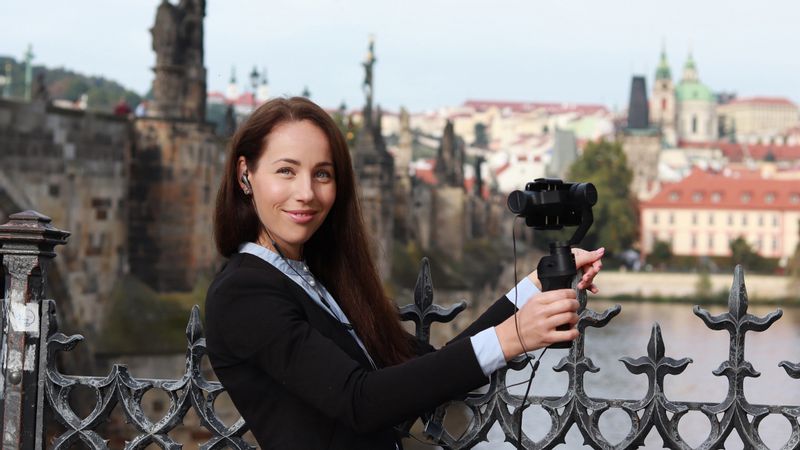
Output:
[{"left": 0, "top": 211, "right": 69, "bottom": 450}]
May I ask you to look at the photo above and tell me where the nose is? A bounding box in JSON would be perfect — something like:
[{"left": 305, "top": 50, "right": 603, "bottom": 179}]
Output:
[{"left": 294, "top": 174, "right": 315, "bottom": 202}]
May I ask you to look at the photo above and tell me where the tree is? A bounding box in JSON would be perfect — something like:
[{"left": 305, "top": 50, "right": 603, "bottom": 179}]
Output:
[
  {"left": 648, "top": 239, "right": 673, "bottom": 269},
  {"left": 729, "top": 236, "right": 766, "bottom": 271},
  {"left": 786, "top": 222, "right": 800, "bottom": 291},
  {"left": 566, "top": 140, "right": 638, "bottom": 255},
  {"left": 473, "top": 122, "right": 489, "bottom": 148}
]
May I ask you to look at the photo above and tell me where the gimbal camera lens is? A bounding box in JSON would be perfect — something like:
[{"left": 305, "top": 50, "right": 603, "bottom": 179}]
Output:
[{"left": 569, "top": 182, "right": 598, "bottom": 207}]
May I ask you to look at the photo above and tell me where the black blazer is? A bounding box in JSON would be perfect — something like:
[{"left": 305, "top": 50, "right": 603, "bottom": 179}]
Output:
[{"left": 205, "top": 253, "right": 516, "bottom": 450}]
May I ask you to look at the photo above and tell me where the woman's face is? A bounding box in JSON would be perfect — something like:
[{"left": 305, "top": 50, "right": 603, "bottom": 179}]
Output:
[{"left": 239, "top": 120, "right": 336, "bottom": 260}]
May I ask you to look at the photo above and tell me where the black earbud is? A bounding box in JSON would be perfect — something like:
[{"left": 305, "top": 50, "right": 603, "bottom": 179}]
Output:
[{"left": 241, "top": 171, "right": 252, "bottom": 193}]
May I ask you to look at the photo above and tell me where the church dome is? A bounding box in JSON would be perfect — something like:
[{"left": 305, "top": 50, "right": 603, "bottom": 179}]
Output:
[
  {"left": 676, "top": 52, "right": 714, "bottom": 102},
  {"left": 676, "top": 80, "right": 715, "bottom": 102}
]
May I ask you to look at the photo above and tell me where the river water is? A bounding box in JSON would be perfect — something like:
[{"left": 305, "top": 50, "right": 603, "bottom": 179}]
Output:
[{"left": 416, "top": 300, "right": 800, "bottom": 450}]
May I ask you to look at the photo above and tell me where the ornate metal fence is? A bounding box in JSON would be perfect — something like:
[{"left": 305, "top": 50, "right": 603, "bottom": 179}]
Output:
[{"left": 1, "top": 210, "right": 799, "bottom": 449}]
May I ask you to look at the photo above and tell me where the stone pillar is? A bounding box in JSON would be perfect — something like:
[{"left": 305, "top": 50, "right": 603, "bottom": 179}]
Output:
[{"left": 0, "top": 211, "right": 68, "bottom": 449}]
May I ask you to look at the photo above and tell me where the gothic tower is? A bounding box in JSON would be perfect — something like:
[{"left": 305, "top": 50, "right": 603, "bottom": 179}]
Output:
[
  {"left": 650, "top": 46, "right": 677, "bottom": 146},
  {"left": 622, "top": 76, "right": 662, "bottom": 200}
]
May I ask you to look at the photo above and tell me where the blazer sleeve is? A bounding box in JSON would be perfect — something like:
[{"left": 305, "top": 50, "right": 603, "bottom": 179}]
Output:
[
  {"left": 447, "top": 295, "right": 516, "bottom": 344},
  {"left": 210, "top": 267, "right": 490, "bottom": 434}
]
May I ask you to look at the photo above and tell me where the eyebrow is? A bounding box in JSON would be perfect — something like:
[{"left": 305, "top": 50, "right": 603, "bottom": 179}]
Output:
[{"left": 271, "top": 158, "right": 334, "bottom": 168}]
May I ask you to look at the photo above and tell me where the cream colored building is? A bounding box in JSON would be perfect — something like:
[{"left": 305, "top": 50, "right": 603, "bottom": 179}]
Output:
[
  {"left": 717, "top": 97, "right": 799, "bottom": 144},
  {"left": 640, "top": 169, "right": 800, "bottom": 266},
  {"left": 675, "top": 54, "right": 718, "bottom": 144}
]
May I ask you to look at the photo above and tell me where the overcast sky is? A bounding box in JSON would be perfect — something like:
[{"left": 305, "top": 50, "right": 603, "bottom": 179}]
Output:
[{"left": 3, "top": 1, "right": 799, "bottom": 112}]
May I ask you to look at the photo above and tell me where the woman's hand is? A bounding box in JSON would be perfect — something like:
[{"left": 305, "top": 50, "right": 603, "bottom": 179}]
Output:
[
  {"left": 527, "top": 247, "right": 604, "bottom": 294},
  {"left": 495, "top": 288, "right": 580, "bottom": 360}
]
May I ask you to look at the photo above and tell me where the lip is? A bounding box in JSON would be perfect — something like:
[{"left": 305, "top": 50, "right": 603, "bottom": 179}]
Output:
[{"left": 284, "top": 209, "right": 317, "bottom": 224}]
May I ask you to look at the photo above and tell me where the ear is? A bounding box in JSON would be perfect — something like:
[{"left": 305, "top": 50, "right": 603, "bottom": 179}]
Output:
[{"left": 237, "top": 156, "right": 248, "bottom": 191}]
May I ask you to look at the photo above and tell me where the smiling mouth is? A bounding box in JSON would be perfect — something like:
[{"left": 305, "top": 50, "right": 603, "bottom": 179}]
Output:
[{"left": 285, "top": 210, "right": 317, "bottom": 223}]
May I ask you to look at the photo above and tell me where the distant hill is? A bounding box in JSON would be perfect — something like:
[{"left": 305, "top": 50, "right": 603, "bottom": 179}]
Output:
[{"left": 0, "top": 56, "right": 143, "bottom": 112}]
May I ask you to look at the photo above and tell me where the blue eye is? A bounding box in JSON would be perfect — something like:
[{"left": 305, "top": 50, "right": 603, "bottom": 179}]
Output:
[
  {"left": 277, "top": 167, "right": 294, "bottom": 175},
  {"left": 316, "top": 169, "right": 333, "bottom": 180}
]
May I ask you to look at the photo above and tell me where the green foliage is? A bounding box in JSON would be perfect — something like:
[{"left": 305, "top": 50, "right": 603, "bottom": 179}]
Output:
[
  {"left": 695, "top": 266, "right": 713, "bottom": 299},
  {"left": 785, "top": 227, "right": 800, "bottom": 295},
  {"left": 0, "top": 56, "right": 141, "bottom": 111},
  {"left": 390, "top": 238, "right": 511, "bottom": 291},
  {"left": 728, "top": 236, "right": 773, "bottom": 273},
  {"left": 473, "top": 122, "right": 489, "bottom": 148},
  {"left": 99, "top": 275, "right": 206, "bottom": 354},
  {"left": 647, "top": 240, "right": 673, "bottom": 268},
  {"left": 566, "top": 140, "right": 638, "bottom": 255}
]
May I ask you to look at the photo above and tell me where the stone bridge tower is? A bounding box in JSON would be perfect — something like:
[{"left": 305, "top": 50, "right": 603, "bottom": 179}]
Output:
[
  {"left": 130, "top": 0, "right": 222, "bottom": 292},
  {"left": 149, "top": 0, "right": 207, "bottom": 121}
]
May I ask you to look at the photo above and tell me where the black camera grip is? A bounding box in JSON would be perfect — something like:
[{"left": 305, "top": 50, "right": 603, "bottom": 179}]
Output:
[{"left": 537, "top": 244, "right": 577, "bottom": 349}]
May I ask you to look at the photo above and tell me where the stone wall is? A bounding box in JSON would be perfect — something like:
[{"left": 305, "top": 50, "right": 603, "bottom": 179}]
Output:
[
  {"left": 597, "top": 270, "right": 796, "bottom": 300},
  {"left": 0, "top": 98, "right": 131, "bottom": 335},
  {"left": 128, "top": 118, "right": 223, "bottom": 292}
]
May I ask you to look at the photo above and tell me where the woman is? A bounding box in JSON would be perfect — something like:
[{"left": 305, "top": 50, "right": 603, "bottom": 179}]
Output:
[{"left": 205, "top": 97, "right": 603, "bottom": 449}]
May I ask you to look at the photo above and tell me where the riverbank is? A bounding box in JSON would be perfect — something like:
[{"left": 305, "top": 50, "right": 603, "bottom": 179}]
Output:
[{"left": 595, "top": 270, "right": 800, "bottom": 305}]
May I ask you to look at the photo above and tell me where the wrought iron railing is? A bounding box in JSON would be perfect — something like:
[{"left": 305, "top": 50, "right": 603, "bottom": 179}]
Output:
[{"left": 1, "top": 210, "right": 799, "bottom": 449}]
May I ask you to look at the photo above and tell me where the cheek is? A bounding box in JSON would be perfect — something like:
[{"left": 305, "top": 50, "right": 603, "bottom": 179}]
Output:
[
  {"left": 322, "top": 186, "right": 336, "bottom": 211},
  {"left": 256, "top": 183, "right": 289, "bottom": 206}
]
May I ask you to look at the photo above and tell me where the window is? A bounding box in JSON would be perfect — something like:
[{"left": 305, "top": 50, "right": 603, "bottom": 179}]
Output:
[
  {"left": 669, "top": 191, "right": 680, "bottom": 201},
  {"left": 692, "top": 115, "right": 698, "bottom": 134},
  {"left": 773, "top": 237, "right": 779, "bottom": 251},
  {"left": 669, "top": 213, "right": 675, "bottom": 225},
  {"left": 661, "top": 98, "right": 667, "bottom": 110},
  {"left": 773, "top": 215, "right": 779, "bottom": 227},
  {"left": 711, "top": 192, "right": 721, "bottom": 203},
  {"left": 691, "top": 234, "right": 697, "bottom": 249},
  {"left": 653, "top": 212, "right": 659, "bottom": 225},
  {"left": 49, "top": 184, "right": 60, "bottom": 197},
  {"left": 742, "top": 215, "right": 748, "bottom": 226},
  {"left": 708, "top": 214, "right": 714, "bottom": 225},
  {"left": 758, "top": 215, "right": 764, "bottom": 226},
  {"left": 692, "top": 213, "right": 698, "bottom": 225},
  {"left": 741, "top": 192, "right": 752, "bottom": 203},
  {"left": 791, "top": 193, "right": 800, "bottom": 204},
  {"left": 728, "top": 214, "right": 734, "bottom": 226},
  {"left": 708, "top": 234, "right": 714, "bottom": 249},
  {"left": 692, "top": 192, "right": 703, "bottom": 202},
  {"left": 765, "top": 192, "right": 775, "bottom": 204}
]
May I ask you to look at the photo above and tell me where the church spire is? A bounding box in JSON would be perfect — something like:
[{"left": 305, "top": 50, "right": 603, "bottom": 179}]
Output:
[
  {"left": 682, "top": 51, "right": 698, "bottom": 82},
  {"left": 655, "top": 43, "right": 671, "bottom": 81}
]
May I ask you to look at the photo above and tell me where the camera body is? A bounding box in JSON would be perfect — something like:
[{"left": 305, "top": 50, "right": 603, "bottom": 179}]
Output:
[{"left": 507, "top": 178, "right": 597, "bottom": 231}]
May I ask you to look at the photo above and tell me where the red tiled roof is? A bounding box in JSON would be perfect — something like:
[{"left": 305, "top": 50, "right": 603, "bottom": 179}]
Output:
[
  {"left": 642, "top": 168, "right": 800, "bottom": 211},
  {"left": 723, "top": 97, "right": 797, "bottom": 107},
  {"left": 678, "top": 140, "right": 800, "bottom": 162},
  {"left": 463, "top": 100, "right": 608, "bottom": 115}
]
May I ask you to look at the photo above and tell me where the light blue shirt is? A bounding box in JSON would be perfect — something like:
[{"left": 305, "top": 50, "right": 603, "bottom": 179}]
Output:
[{"left": 239, "top": 242, "right": 540, "bottom": 377}]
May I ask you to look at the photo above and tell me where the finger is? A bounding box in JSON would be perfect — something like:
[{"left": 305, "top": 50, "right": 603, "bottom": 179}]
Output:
[
  {"left": 536, "top": 289, "right": 577, "bottom": 304},
  {"left": 588, "top": 283, "right": 599, "bottom": 294},
  {"left": 573, "top": 247, "right": 604, "bottom": 267},
  {"left": 547, "top": 328, "right": 580, "bottom": 344},
  {"left": 547, "top": 311, "right": 579, "bottom": 329},
  {"left": 543, "top": 299, "right": 580, "bottom": 316}
]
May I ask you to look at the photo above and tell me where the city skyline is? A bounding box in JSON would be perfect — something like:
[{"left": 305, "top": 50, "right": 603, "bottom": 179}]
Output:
[{"left": 3, "top": 0, "right": 799, "bottom": 112}]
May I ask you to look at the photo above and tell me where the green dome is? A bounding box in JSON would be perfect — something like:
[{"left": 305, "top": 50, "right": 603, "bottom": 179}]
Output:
[{"left": 675, "top": 80, "right": 714, "bottom": 102}]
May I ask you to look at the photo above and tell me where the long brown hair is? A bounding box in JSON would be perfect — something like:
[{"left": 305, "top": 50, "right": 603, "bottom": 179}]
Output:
[{"left": 214, "top": 97, "right": 412, "bottom": 366}]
